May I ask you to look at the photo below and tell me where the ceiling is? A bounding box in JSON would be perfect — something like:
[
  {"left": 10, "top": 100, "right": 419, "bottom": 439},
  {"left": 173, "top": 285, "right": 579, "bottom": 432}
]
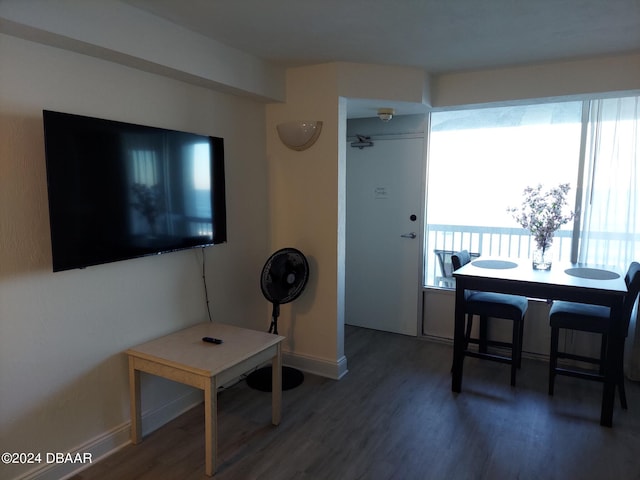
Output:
[{"left": 124, "top": 0, "right": 640, "bottom": 117}]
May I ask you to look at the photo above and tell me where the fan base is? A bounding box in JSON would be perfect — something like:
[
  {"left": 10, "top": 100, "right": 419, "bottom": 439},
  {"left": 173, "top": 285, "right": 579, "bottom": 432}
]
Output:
[{"left": 246, "top": 366, "right": 304, "bottom": 392}]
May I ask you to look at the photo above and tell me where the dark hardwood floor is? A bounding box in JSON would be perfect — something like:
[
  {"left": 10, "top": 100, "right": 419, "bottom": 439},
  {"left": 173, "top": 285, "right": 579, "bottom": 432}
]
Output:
[{"left": 74, "top": 326, "right": 640, "bottom": 479}]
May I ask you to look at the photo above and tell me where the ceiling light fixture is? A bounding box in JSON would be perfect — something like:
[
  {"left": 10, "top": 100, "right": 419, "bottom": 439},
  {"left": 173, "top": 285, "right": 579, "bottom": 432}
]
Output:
[
  {"left": 276, "top": 121, "right": 323, "bottom": 151},
  {"left": 377, "top": 108, "right": 395, "bottom": 122}
]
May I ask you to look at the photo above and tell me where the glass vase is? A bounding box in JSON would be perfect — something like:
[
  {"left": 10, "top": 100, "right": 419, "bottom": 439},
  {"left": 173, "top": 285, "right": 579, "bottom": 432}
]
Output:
[{"left": 532, "top": 242, "right": 553, "bottom": 270}]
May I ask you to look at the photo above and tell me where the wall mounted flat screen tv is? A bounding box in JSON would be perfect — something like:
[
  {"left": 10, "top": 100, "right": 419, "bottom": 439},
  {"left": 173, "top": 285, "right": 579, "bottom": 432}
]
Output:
[{"left": 43, "top": 110, "right": 226, "bottom": 272}]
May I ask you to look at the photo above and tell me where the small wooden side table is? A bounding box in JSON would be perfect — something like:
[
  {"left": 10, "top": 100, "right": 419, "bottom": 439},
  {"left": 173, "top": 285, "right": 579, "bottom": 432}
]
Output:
[{"left": 127, "top": 322, "right": 285, "bottom": 476}]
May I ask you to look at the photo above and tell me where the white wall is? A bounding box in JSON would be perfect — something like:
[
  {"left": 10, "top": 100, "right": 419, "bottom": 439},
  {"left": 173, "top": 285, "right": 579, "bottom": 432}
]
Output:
[
  {"left": 432, "top": 52, "right": 640, "bottom": 108},
  {"left": 0, "top": 34, "right": 270, "bottom": 480},
  {"left": 0, "top": 0, "right": 285, "bottom": 102},
  {"left": 266, "top": 64, "right": 347, "bottom": 378}
]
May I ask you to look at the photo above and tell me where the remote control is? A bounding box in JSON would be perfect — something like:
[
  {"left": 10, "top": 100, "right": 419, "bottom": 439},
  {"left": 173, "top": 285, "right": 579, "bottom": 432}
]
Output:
[{"left": 202, "top": 336, "right": 223, "bottom": 344}]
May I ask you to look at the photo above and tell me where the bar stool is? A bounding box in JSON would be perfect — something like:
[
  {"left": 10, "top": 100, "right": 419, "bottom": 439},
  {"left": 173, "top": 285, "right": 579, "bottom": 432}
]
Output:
[
  {"left": 452, "top": 250, "right": 529, "bottom": 386},
  {"left": 549, "top": 261, "right": 640, "bottom": 408}
]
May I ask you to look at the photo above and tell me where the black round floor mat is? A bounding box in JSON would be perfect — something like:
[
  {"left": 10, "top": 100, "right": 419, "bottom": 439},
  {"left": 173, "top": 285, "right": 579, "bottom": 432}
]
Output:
[{"left": 246, "top": 366, "right": 304, "bottom": 392}]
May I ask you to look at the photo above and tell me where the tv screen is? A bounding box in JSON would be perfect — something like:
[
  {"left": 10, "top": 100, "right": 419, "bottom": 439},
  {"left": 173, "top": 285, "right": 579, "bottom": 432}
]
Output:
[{"left": 43, "top": 110, "right": 226, "bottom": 272}]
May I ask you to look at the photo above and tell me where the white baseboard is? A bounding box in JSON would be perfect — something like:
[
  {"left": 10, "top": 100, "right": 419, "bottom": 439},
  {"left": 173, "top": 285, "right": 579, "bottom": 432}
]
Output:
[
  {"left": 16, "top": 389, "right": 203, "bottom": 480},
  {"left": 283, "top": 351, "right": 348, "bottom": 380}
]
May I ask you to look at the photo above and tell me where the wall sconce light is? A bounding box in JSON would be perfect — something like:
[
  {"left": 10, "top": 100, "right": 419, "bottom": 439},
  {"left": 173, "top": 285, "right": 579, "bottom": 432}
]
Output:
[
  {"left": 276, "top": 121, "right": 323, "bottom": 151},
  {"left": 377, "top": 108, "right": 394, "bottom": 122}
]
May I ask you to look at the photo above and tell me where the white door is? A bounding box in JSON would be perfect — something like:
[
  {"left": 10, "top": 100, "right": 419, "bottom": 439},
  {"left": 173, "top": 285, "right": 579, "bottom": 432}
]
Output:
[{"left": 346, "top": 136, "right": 424, "bottom": 336}]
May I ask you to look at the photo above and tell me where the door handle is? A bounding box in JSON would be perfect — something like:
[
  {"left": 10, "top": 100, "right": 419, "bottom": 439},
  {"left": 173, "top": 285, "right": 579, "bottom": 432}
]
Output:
[{"left": 401, "top": 232, "right": 417, "bottom": 239}]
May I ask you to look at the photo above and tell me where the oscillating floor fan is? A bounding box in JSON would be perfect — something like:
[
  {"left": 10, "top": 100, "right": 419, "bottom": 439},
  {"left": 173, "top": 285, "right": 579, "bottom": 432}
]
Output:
[{"left": 246, "top": 247, "right": 309, "bottom": 392}]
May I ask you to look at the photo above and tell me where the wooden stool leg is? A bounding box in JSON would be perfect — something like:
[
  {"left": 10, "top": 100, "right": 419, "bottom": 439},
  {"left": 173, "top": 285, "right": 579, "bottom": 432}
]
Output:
[
  {"left": 479, "top": 316, "right": 488, "bottom": 353},
  {"left": 599, "top": 335, "right": 607, "bottom": 375},
  {"left": 510, "top": 318, "right": 519, "bottom": 386},
  {"left": 464, "top": 313, "right": 474, "bottom": 349},
  {"left": 549, "top": 326, "right": 559, "bottom": 396},
  {"left": 617, "top": 345, "right": 628, "bottom": 410},
  {"left": 619, "top": 376, "right": 628, "bottom": 409},
  {"left": 517, "top": 319, "right": 524, "bottom": 368}
]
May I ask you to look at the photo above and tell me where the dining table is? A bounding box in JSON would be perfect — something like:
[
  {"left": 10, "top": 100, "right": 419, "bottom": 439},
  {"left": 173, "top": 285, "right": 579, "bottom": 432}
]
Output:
[{"left": 451, "top": 257, "right": 628, "bottom": 427}]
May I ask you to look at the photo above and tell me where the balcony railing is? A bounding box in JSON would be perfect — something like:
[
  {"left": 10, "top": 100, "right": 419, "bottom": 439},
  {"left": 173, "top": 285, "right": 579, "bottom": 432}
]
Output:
[
  {"left": 425, "top": 224, "right": 572, "bottom": 288},
  {"left": 425, "top": 224, "right": 640, "bottom": 288}
]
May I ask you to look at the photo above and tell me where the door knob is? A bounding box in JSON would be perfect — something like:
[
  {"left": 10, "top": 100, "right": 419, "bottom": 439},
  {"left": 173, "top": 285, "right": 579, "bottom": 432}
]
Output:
[{"left": 401, "top": 232, "right": 417, "bottom": 239}]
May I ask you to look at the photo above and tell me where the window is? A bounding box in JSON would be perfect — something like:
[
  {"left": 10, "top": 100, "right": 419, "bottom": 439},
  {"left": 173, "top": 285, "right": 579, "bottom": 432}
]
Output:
[{"left": 424, "top": 96, "right": 640, "bottom": 288}]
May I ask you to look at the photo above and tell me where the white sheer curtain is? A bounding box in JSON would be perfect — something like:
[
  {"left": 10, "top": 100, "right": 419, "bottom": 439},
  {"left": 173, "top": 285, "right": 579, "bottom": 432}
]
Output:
[{"left": 578, "top": 96, "right": 640, "bottom": 379}]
